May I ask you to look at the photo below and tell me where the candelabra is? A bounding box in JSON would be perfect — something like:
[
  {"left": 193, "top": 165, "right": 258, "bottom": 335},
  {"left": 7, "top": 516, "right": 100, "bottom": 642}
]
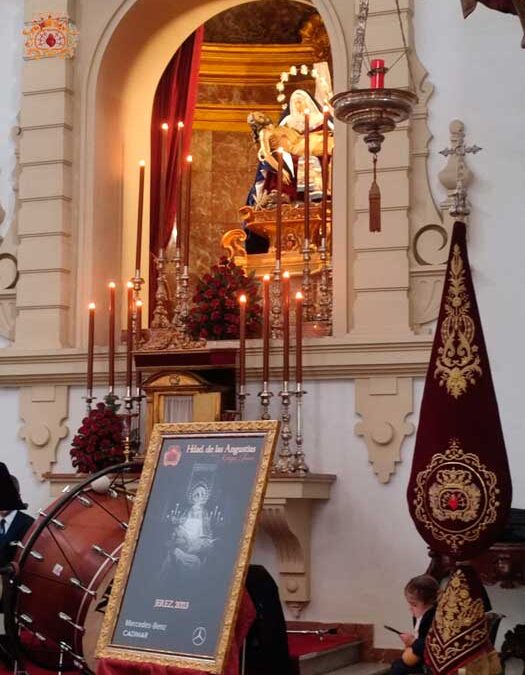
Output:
[
  {"left": 178, "top": 265, "right": 191, "bottom": 333},
  {"left": 301, "top": 238, "right": 314, "bottom": 321},
  {"left": 258, "top": 383, "right": 273, "bottom": 421},
  {"left": 132, "top": 269, "right": 145, "bottom": 341},
  {"left": 151, "top": 249, "right": 171, "bottom": 329},
  {"left": 270, "top": 263, "right": 282, "bottom": 339},
  {"left": 170, "top": 246, "right": 184, "bottom": 335},
  {"left": 293, "top": 382, "right": 310, "bottom": 474},
  {"left": 275, "top": 382, "right": 295, "bottom": 473},
  {"left": 315, "top": 237, "right": 333, "bottom": 330}
]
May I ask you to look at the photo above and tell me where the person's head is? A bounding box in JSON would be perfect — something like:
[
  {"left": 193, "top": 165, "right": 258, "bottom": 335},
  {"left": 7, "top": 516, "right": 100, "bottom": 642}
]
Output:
[
  {"left": 0, "top": 474, "right": 21, "bottom": 517},
  {"left": 190, "top": 484, "right": 209, "bottom": 506},
  {"left": 404, "top": 574, "right": 439, "bottom": 617}
]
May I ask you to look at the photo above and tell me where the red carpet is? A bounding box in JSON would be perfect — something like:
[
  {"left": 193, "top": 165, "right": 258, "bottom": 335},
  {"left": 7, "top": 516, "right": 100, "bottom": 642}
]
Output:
[{"left": 0, "top": 632, "right": 358, "bottom": 673}]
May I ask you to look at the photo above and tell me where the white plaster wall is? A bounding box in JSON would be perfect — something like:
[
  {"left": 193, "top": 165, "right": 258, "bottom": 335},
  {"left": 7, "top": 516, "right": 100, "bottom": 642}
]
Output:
[{"left": 0, "top": 0, "right": 522, "bottom": 654}]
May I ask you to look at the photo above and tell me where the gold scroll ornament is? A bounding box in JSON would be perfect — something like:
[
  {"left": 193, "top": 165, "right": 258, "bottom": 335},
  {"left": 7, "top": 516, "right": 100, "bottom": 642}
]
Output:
[{"left": 434, "top": 244, "right": 482, "bottom": 398}]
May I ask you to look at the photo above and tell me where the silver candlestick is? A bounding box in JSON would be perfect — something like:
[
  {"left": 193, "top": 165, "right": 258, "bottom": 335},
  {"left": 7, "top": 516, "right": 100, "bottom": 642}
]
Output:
[
  {"left": 258, "top": 382, "right": 273, "bottom": 420},
  {"left": 293, "top": 382, "right": 310, "bottom": 474},
  {"left": 302, "top": 238, "right": 314, "bottom": 321},
  {"left": 270, "top": 262, "right": 282, "bottom": 339},
  {"left": 237, "top": 385, "right": 249, "bottom": 421},
  {"left": 275, "top": 381, "right": 294, "bottom": 473},
  {"left": 315, "top": 237, "right": 332, "bottom": 331}
]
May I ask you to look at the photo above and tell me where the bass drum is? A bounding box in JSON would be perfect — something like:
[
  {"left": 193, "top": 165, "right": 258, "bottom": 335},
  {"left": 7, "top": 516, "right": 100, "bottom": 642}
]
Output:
[{"left": 5, "top": 463, "right": 141, "bottom": 673}]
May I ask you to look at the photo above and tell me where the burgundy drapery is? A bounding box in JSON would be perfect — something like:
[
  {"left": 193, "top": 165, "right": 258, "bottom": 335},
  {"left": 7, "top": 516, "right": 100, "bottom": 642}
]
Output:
[{"left": 149, "top": 28, "right": 203, "bottom": 311}]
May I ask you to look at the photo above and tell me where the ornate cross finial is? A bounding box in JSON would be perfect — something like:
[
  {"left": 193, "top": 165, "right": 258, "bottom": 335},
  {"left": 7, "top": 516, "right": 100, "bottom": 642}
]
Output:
[{"left": 438, "top": 120, "right": 482, "bottom": 218}]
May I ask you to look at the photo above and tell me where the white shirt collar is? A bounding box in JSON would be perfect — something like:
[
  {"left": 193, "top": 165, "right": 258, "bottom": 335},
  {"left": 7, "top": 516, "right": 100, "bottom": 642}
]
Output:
[{"left": 1, "top": 510, "right": 18, "bottom": 532}]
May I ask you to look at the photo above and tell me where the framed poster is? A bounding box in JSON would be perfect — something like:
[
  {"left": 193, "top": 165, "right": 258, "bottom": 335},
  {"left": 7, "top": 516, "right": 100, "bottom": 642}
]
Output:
[{"left": 97, "top": 420, "right": 279, "bottom": 672}]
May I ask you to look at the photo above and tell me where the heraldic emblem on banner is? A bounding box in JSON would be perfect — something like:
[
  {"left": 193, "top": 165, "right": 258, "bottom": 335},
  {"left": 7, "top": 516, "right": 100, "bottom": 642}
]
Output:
[{"left": 23, "top": 15, "right": 79, "bottom": 60}]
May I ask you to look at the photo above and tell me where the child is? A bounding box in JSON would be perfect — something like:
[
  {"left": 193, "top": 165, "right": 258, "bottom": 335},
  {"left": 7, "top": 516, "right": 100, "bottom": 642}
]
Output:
[{"left": 390, "top": 574, "right": 439, "bottom": 675}]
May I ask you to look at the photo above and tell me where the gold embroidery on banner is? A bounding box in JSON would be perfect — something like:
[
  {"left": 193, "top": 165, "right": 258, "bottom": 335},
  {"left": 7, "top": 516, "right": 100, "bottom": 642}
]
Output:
[
  {"left": 413, "top": 439, "right": 499, "bottom": 554},
  {"left": 434, "top": 244, "right": 482, "bottom": 398},
  {"left": 426, "top": 570, "right": 487, "bottom": 669}
]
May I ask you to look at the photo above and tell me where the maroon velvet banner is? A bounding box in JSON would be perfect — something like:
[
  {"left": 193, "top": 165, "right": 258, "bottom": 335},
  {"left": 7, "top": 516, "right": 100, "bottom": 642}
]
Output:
[{"left": 407, "top": 221, "right": 512, "bottom": 561}]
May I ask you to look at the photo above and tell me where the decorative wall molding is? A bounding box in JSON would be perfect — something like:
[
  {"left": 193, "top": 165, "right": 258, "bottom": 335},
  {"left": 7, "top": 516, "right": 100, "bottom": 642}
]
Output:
[
  {"left": 19, "top": 384, "right": 69, "bottom": 479},
  {"left": 0, "top": 184, "right": 18, "bottom": 341},
  {"left": 260, "top": 474, "right": 335, "bottom": 617},
  {"left": 355, "top": 377, "right": 414, "bottom": 483},
  {"left": 0, "top": 334, "right": 433, "bottom": 386}
]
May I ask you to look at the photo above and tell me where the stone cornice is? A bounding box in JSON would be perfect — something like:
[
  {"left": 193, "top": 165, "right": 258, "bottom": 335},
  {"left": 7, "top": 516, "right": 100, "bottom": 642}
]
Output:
[{"left": 0, "top": 335, "right": 432, "bottom": 386}]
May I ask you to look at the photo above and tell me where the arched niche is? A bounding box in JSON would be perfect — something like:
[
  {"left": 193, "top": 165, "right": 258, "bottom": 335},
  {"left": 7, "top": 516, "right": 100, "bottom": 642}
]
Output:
[{"left": 80, "top": 0, "right": 350, "bottom": 342}]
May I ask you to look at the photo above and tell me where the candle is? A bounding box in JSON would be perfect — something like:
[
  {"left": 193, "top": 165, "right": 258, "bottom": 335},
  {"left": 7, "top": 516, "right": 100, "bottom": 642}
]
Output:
[
  {"left": 183, "top": 155, "right": 193, "bottom": 268},
  {"left": 135, "top": 299, "right": 142, "bottom": 347},
  {"left": 276, "top": 148, "right": 283, "bottom": 265},
  {"left": 321, "top": 106, "right": 330, "bottom": 243},
  {"left": 370, "top": 59, "right": 386, "bottom": 89},
  {"left": 282, "top": 271, "right": 290, "bottom": 383},
  {"left": 262, "top": 275, "right": 270, "bottom": 384},
  {"left": 304, "top": 110, "right": 310, "bottom": 242},
  {"left": 108, "top": 282, "right": 116, "bottom": 392},
  {"left": 159, "top": 122, "right": 169, "bottom": 233},
  {"left": 239, "top": 294, "right": 247, "bottom": 388},
  {"left": 176, "top": 121, "right": 184, "bottom": 250},
  {"left": 87, "top": 302, "right": 95, "bottom": 397},
  {"left": 126, "top": 281, "right": 133, "bottom": 395},
  {"left": 295, "top": 291, "right": 303, "bottom": 384},
  {"left": 135, "top": 160, "right": 145, "bottom": 276}
]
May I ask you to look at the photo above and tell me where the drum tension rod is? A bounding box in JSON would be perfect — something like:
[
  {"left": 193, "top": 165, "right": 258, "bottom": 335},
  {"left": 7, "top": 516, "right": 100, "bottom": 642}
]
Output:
[
  {"left": 17, "top": 584, "right": 32, "bottom": 595},
  {"left": 29, "top": 550, "right": 44, "bottom": 561},
  {"left": 70, "top": 577, "right": 96, "bottom": 596},
  {"left": 39, "top": 510, "right": 66, "bottom": 530},
  {"left": 76, "top": 495, "right": 93, "bottom": 507},
  {"left": 19, "top": 613, "right": 33, "bottom": 624},
  {"left": 9, "top": 540, "right": 25, "bottom": 550},
  {"left": 92, "top": 544, "right": 119, "bottom": 563},
  {"left": 59, "top": 612, "right": 85, "bottom": 633}
]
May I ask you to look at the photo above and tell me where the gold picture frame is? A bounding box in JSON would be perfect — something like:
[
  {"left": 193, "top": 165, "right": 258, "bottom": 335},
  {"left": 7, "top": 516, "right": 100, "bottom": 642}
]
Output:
[{"left": 96, "top": 420, "right": 279, "bottom": 673}]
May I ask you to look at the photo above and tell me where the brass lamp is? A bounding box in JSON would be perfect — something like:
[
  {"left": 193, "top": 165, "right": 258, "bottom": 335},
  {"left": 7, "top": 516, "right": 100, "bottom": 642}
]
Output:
[{"left": 331, "top": 0, "right": 417, "bottom": 231}]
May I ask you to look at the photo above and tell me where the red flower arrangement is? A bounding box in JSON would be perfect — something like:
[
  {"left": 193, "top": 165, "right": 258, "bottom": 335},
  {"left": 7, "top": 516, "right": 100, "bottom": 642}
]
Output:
[
  {"left": 187, "top": 256, "right": 262, "bottom": 340},
  {"left": 70, "top": 402, "right": 125, "bottom": 474}
]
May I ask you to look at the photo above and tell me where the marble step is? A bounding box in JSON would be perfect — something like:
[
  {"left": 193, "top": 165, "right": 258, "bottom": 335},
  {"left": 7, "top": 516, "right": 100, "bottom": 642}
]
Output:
[
  {"left": 298, "top": 639, "right": 362, "bottom": 675},
  {"left": 325, "top": 662, "right": 391, "bottom": 675}
]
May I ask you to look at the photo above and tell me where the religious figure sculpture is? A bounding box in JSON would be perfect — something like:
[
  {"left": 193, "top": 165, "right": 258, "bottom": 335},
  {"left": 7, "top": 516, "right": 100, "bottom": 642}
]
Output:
[{"left": 246, "top": 90, "right": 334, "bottom": 211}]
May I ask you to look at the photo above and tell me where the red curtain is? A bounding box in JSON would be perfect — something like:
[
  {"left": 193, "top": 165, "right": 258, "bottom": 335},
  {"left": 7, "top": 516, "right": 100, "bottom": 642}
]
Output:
[{"left": 149, "top": 28, "right": 203, "bottom": 310}]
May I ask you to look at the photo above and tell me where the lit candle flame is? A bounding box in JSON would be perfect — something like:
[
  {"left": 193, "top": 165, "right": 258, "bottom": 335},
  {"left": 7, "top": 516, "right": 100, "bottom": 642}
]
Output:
[
  {"left": 239, "top": 294, "right": 247, "bottom": 304},
  {"left": 139, "top": 159, "right": 146, "bottom": 167},
  {"left": 177, "top": 121, "right": 184, "bottom": 129},
  {"left": 283, "top": 271, "right": 290, "bottom": 279},
  {"left": 295, "top": 291, "right": 303, "bottom": 300},
  {"left": 108, "top": 281, "right": 116, "bottom": 289},
  {"left": 161, "top": 122, "right": 169, "bottom": 131},
  {"left": 186, "top": 155, "right": 193, "bottom": 163},
  {"left": 263, "top": 274, "right": 270, "bottom": 281},
  {"left": 88, "top": 302, "right": 96, "bottom": 310},
  {"left": 127, "top": 281, "right": 133, "bottom": 289},
  {"left": 136, "top": 300, "right": 143, "bottom": 308}
]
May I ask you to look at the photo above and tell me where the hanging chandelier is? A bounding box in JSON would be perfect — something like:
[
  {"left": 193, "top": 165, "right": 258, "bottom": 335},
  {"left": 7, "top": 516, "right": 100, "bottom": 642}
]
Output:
[{"left": 331, "top": 0, "right": 417, "bottom": 231}]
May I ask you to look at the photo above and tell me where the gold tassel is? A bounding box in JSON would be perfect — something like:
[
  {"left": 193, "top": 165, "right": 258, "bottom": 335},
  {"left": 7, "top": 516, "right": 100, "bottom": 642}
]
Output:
[{"left": 369, "top": 154, "right": 381, "bottom": 233}]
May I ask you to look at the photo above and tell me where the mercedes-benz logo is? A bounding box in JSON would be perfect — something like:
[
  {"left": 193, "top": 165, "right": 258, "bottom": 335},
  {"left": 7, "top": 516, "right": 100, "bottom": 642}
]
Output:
[{"left": 192, "top": 626, "right": 207, "bottom": 647}]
